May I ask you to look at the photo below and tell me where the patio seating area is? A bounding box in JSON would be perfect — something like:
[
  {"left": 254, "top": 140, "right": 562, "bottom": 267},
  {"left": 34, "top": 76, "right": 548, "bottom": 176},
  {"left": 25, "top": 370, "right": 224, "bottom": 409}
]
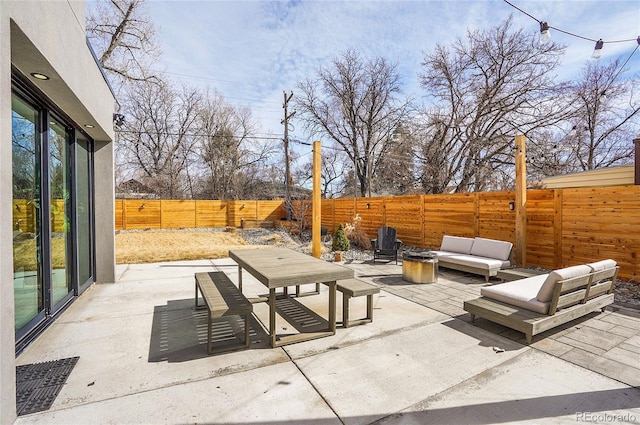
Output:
[{"left": 14, "top": 257, "right": 640, "bottom": 424}]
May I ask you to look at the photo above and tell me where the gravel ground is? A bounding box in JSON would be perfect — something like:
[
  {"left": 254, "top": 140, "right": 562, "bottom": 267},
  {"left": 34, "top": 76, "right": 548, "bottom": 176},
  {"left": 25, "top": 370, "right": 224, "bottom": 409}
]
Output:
[{"left": 237, "top": 228, "right": 639, "bottom": 309}]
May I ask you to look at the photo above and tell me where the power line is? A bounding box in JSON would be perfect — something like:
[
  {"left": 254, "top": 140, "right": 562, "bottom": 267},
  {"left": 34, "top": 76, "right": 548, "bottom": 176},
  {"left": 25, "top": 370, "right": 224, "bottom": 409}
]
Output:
[
  {"left": 160, "top": 70, "right": 267, "bottom": 89},
  {"left": 116, "top": 128, "right": 284, "bottom": 140},
  {"left": 155, "top": 70, "right": 283, "bottom": 105},
  {"left": 608, "top": 44, "right": 640, "bottom": 87}
]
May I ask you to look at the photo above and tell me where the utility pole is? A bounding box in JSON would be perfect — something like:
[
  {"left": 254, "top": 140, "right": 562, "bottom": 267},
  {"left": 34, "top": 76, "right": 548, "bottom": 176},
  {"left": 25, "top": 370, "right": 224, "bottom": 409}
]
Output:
[{"left": 281, "top": 91, "right": 296, "bottom": 220}]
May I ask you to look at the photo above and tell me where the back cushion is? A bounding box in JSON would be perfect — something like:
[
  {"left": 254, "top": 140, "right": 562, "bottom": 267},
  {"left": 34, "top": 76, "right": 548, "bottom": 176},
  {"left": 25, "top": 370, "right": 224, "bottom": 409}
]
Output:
[
  {"left": 586, "top": 259, "right": 617, "bottom": 272},
  {"left": 440, "top": 236, "right": 474, "bottom": 254},
  {"left": 470, "top": 238, "right": 513, "bottom": 261},
  {"left": 536, "top": 264, "right": 592, "bottom": 302}
]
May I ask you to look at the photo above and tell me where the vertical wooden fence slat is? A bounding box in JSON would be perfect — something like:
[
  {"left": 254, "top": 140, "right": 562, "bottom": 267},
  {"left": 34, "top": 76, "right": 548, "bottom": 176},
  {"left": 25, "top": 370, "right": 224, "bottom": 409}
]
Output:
[
  {"left": 115, "top": 199, "right": 124, "bottom": 231},
  {"left": 420, "top": 194, "right": 426, "bottom": 248},
  {"left": 554, "top": 189, "right": 563, "bottom": 269},
  {"left": 474, "top": 192, "right": 480, "bottom": 237}
]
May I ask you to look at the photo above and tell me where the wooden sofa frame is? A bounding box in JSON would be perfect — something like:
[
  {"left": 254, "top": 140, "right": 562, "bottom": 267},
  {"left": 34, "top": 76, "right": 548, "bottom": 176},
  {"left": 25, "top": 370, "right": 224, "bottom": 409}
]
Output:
[
  {"left": 438, "top": 261, "right": 495, "bottom": 282},
  {"left": 463, "top": 266, "right": 619, "bottom": 343},
  {"left": 436, "top": 237, "right": 513, "bottom": 282}
]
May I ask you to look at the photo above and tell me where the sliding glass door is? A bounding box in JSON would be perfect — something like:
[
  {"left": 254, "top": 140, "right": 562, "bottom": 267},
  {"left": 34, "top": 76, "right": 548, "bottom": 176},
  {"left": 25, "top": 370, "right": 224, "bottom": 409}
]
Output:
[
  {"left": 48, "top": 118, "right": 73, "bottom": 310},
  {"left": 75, "top": 136, "right": 94, "bottom": 292},
  {"left": 12, "top": 94, "right": 45, "bottom": 334},
  {"left": 12, "top": 79, "right": 95, "bottom": 347}
]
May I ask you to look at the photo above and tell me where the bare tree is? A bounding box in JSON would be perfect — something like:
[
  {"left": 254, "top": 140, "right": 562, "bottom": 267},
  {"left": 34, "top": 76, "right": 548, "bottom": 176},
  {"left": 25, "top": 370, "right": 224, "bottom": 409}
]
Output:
[
  {"left": 525, "top": 60, "right": 639, "bottom": 183},
  {"left": 87, "top": 0, "right": 161, "bottom": 90},
  {"left": 565, "top": 60, "right": 639, "bottom": 170},
  {"left": 417, "top": 16, "right": 569, "bottom": 193},
  {"left": 293, "top": 147, "right": 350, "bottom": 199},
  {"left": 195, "top": 91, "right": 276, "bottom": 199},
  {"left": 372, "top": 126, "right": 416, "bottom": 195},
  {"left": 296, "top": 50, "right": 412, "bottom": 197},
  {"left": 118, "top": 81, "right": 201, "bottom": 198},
  {"left": 412, "top": 112, "right": 452, "bottom": 193}
]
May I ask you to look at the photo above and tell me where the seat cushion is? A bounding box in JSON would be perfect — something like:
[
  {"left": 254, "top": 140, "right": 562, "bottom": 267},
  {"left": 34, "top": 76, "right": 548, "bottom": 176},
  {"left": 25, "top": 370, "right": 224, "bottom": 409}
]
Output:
[
  {"left": 470, "top": 238, "right": 513, "bottom": 261},
  {"left": 586, "top": 259, "right": 617, "bottom": 272},
  {"left": 437, "top": 254, "right": 508, "bottom": 272},
  {"left": 440, "top": 236, "right": 474, "bottom": 254},
  {"left": 481, "top": 274, "right": 550, "bottom": 314},
  {"left": 536, "top": 264, "right": 592, "bottom": 303}
]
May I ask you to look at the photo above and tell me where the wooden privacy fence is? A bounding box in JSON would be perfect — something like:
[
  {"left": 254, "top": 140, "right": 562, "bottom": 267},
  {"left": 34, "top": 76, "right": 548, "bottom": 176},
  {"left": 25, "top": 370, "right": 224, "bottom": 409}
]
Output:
[
  {"left": 115, "top": 199, "right": 285, "bottom": 230},
  {"left": 13, "top": 199, "right": 66, "bottom": 233},
  {"left": 111, "top": 186, "right": 640, "bottom": 281}
]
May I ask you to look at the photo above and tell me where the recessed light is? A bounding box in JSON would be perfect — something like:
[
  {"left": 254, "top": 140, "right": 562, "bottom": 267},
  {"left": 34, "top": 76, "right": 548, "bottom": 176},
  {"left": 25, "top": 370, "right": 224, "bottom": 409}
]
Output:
[
  {"left": 30, "top": 72, "right": 50, "bottom": 80},
  {"left": 84, "top": 124, "right": 95, "bottom": 129}
]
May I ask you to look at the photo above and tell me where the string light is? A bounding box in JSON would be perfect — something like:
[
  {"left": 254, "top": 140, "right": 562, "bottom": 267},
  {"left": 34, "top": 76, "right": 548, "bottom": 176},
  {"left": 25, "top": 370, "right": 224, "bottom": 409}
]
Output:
[
  {"left": 539, "top": 21, "right": 551, "bottom": 44},
  {"left": 503, "top": 0, "right": 639, "bottom": 57},
  {"left": 592, "top": 39, "right": 604, "bottom": 60}
]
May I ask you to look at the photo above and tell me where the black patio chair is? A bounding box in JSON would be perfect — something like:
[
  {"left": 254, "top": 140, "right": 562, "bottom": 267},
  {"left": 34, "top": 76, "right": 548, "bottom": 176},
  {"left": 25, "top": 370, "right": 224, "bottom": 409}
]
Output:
[{"left": 370, "top": 226, "right": 402, "bottom": 264}]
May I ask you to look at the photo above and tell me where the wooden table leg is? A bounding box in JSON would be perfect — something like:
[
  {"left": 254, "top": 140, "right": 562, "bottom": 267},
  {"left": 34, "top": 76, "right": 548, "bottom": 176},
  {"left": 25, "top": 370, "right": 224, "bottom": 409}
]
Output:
[
  {"left": 238, "top": 265, "right": 243, "bottom": 292},
  {"left": 269, "top": 288, "right": 276, "bottom": 347},
  {"left": 328, "top": 281, "right": 337, "bottom": 334}
]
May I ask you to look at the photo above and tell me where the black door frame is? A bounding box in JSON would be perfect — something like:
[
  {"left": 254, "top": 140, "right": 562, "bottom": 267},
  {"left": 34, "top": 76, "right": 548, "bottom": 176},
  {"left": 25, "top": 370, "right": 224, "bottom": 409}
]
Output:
[{"left": 12, "top": 70, "right": 96, "bottom": 352}]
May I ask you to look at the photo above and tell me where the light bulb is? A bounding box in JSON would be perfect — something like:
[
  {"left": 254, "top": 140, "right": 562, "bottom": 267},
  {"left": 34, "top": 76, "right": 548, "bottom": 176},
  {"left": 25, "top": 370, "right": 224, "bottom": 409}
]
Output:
[
  {"left": 539, "top": 22, "right": 551, "bottom": 44},
  {"left": 592, "top": 39, "right": 604, "bottom": 60}
]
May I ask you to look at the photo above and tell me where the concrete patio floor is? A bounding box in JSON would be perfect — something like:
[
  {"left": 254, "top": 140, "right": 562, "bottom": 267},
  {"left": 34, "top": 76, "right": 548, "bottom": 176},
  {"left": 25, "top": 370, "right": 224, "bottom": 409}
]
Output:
[{"left": 14, "top": 257, "right": 640, "bottom": 424}]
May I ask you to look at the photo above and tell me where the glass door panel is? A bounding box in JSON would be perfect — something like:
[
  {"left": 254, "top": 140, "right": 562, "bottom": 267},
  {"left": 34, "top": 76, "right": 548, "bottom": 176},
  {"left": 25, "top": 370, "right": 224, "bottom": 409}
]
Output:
[
  {"left": 76, "top": 137, "right": 93, "bottom": 289},
  {"left": 11, "top": 95, "right": 44, "bottom": 331},
  {"left": 49, "top": 119, "right": 72, "bottom": 306}
]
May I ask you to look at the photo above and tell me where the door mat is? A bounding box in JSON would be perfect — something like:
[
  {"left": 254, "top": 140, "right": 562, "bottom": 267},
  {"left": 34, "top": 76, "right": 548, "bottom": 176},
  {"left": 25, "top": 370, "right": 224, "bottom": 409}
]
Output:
[{"left": 16, "top": 356, "right": 79, "bottom": 416}]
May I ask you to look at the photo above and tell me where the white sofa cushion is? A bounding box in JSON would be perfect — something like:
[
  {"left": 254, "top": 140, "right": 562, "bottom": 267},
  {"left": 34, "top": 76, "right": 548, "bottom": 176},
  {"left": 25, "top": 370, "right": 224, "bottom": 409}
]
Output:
[
  {"left": 481, "top": 274, "right": 549, "bottom": 314},
  {"left": 536, "top": 264, "right": 592, "bottom": 303},
  {"left": 586, "top": 259, "right": 616, "bottom": 272},
  {"left": 470, "top": 237, "right": 513, "bottom": 261},
  {"left": 440, "top": 236, "right": 474, "bottom": 254},
  {"left": 437, "top": 254, "right": 508, "bottom": 272},
  {"left": 431, "top": 250, "right": 458, "bottom": 258}
]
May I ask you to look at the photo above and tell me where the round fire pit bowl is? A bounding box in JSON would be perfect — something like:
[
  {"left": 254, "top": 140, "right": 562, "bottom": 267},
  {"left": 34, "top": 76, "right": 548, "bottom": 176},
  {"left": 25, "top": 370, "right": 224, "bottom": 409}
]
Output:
[{"left": 402, "top": 251, "right": 438, "bottom": 284}]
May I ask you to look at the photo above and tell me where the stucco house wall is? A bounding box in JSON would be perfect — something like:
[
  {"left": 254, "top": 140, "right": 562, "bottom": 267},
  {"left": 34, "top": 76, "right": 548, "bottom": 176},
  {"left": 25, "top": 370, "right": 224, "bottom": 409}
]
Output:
[{"left": 1, "top": 1, "right": 115, "bottom": 422}]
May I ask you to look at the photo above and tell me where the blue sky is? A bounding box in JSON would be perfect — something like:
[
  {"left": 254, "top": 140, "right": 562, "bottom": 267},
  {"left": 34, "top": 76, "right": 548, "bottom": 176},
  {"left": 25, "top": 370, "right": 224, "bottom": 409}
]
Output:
[{"left": 145, "top": 0, "right": 640, "bottom": 144}]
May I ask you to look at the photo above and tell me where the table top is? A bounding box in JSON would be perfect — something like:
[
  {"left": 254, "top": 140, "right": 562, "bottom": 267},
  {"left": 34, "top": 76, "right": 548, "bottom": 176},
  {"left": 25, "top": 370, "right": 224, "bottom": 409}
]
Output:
[{"left": 229, "top": 247, "right": 354, "bottom": 289}]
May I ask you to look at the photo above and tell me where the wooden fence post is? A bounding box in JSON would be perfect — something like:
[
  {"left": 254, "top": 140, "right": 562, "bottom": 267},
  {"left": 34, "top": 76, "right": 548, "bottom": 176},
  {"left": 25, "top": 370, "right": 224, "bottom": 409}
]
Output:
[
  {"left": 312, "top": 141, "right": 321, "bottom": 258},
  {"left": 515, "top": 135, "right": 527, "bottom": 267}
]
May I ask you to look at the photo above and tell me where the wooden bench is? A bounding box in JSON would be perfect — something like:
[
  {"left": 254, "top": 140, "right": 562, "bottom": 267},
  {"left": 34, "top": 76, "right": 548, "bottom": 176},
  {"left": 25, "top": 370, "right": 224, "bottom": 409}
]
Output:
[
  {"left": 195, "top": 272, "right": 253, "bottom": 354},
  {"left": 337, "top": 279, "right": 380, "bottom": 327},
  {"left": 464, "top": 267, "right": 618, "bottom": 343}
]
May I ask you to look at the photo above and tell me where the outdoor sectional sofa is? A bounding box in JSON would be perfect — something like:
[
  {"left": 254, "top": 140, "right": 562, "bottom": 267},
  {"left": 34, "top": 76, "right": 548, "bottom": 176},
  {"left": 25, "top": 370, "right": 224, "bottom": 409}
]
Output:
[
  {"left": 464, "top": 259, "right": 618, "bottom": 343},
  {"left": 432, "top": 236, "right": 513, "bottom": 282}
]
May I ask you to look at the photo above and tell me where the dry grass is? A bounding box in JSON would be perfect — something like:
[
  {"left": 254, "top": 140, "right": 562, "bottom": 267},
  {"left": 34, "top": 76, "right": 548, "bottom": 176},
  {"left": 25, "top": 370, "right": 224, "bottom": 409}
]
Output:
[
  {"left": 116, "top": 231, "right": 261, "bottom": 264},
  {"left": 344, "top": 214, "right": 371, "bottom": 249},
  {"left": 14, "top": 236, "right": 66, "bottom": 271}
]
